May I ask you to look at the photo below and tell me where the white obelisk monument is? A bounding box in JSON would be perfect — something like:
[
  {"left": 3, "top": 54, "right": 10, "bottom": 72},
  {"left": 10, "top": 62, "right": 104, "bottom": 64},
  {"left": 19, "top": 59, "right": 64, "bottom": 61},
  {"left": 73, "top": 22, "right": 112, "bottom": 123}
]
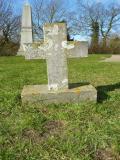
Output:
[{"left": 17, "top": 0, "right": 33, "bottom": 55}]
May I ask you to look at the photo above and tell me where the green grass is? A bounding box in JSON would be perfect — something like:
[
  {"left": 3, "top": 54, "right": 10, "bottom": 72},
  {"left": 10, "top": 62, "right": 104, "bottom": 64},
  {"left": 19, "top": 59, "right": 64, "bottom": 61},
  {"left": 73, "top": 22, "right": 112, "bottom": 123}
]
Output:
[{"left": 0, "top": 54, "right": 120, "bottom": 160}]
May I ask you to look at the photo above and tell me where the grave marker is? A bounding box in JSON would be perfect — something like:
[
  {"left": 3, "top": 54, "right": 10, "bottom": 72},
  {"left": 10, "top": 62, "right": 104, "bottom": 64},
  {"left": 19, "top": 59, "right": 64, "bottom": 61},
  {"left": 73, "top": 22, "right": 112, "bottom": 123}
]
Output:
[{"left": 21, "top": 23, "right": 97, "bottom": 105}]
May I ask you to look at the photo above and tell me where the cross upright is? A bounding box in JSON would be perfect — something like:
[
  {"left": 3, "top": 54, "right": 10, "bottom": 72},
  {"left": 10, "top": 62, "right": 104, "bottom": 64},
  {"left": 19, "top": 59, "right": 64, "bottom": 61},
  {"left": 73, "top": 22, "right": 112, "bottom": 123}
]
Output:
[
  {"left": 44, "top": 23, "right": 68, "bottom": 91},
  {"left": 22, "top": 23, "right": 97, "bottom": 104}
]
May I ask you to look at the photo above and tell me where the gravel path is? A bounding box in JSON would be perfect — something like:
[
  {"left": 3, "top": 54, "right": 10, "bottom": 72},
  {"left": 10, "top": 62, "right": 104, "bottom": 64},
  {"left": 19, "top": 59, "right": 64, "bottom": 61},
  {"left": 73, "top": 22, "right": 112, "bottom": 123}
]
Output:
[{"left": 103, "top": 55, "right": 120, "bottom": 62}]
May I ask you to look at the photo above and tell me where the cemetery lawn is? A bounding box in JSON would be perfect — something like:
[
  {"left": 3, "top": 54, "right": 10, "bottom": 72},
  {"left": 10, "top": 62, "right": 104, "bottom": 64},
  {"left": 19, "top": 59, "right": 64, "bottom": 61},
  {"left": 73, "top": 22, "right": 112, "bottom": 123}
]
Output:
[{"left": 0, "top": 54, "right": 120, "bottom": 160}]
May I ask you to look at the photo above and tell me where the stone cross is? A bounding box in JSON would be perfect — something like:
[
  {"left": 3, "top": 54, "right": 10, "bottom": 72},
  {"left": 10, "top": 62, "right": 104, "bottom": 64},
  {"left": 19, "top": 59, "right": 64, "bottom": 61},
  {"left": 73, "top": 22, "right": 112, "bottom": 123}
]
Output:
[
  {"left": 24, "top": 23, "right": 88, "bottom": 91},
  {"left": 21, "top": 23, "right": 97, "bottom": 104}
]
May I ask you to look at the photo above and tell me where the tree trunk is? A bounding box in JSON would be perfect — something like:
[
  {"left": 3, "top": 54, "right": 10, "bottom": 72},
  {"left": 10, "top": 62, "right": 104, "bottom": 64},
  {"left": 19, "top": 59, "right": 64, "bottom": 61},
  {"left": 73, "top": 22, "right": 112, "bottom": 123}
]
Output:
[
  {"left": 91, "top": 21, "right": 99, "bottom": 53},
  {"left": 102, "top": 37, "right": 107, "bottom": 48}
]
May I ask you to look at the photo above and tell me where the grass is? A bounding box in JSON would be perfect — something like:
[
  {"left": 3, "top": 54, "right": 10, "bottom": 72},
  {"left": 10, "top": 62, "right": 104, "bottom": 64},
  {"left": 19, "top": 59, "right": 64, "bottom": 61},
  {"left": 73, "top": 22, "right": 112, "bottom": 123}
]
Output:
[{"left": 0, "top": 54, "right": 120, "bottom": 160}]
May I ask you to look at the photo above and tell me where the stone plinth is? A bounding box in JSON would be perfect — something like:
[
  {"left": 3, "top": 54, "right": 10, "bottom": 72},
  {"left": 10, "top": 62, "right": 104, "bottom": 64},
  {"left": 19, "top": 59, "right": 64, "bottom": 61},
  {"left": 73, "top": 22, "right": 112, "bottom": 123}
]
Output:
[{"left": 21, "top": 84, "right": 97, "bottom": 105}]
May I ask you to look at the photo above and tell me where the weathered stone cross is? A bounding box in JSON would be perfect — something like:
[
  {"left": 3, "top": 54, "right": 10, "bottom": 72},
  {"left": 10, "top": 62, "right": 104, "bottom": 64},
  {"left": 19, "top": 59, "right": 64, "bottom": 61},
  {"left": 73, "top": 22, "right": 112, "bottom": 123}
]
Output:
[
  {"left": 25, "top": 23, "right": 85, "bottom": 91},
  {"left": 22, "top": 23, "right": 97, "bottom": 104}
]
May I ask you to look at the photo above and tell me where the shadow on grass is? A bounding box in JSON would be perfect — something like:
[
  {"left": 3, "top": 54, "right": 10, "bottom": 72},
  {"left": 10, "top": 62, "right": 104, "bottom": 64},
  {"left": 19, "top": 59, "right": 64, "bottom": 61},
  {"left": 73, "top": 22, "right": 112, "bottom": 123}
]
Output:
[{"left": 97, "top": 82, "right": 120, "bottom": 103}]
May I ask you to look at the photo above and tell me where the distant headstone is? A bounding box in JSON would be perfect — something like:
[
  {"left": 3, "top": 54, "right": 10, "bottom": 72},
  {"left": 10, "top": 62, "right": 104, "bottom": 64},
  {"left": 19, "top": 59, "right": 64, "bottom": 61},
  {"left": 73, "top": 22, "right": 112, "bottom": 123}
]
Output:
[
  {"left": 21, "top": 23, "right": 97, "bottom": 105},
  {"left": 17, "top": 1, "right": 33, "bottom": 55}
]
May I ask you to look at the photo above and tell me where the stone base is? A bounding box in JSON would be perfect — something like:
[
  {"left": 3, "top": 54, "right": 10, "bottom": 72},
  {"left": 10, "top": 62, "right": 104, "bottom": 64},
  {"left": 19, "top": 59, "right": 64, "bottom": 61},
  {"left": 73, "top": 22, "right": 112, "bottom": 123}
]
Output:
[
  {"left": 17, "top": 45, "right": 26, "bottom": 56},
  {"left": 21, "top": 84, "right": 97, "bottom": 105}
]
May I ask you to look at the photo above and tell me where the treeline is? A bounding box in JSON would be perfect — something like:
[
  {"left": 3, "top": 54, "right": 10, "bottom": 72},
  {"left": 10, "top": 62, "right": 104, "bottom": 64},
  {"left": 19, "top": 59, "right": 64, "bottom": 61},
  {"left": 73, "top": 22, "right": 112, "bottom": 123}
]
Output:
[
  {"left": 0, "top": 0, "right": 120, "bottom": 56},
  {"left": 89, "top": 36, "right": 120, "bottom": 54},
  {"left": 0, "top": 0, "right": 20, "bottom": 56}
]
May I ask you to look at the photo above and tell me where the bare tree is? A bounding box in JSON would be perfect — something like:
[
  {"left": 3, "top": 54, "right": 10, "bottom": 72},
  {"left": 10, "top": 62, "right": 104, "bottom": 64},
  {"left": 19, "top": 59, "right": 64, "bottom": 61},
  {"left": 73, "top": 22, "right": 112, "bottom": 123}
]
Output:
[
  {"left": 75, "top": 0, "right": 103, "bottom": 50},
  {"left": 0, "top": 0, "right": 12, "bottom": 30},
  {"left": 75, "top": 0, "right": 120, "bottom": 49},
  {"left": 100, "top": 3, "right": 120, "bottom": 47},
  {"left": 0, "top": 0, "right": 20, "bottom": 43},
  {"left": 32, "top": 0, "right": 44, "bottom": 39},
  {"left": 32, "top": 0, "right": 67, "bottom": 39}
]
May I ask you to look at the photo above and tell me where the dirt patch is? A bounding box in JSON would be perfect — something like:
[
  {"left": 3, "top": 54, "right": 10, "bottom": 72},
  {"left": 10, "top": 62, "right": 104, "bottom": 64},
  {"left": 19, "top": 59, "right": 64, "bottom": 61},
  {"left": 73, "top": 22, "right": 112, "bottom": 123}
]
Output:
[
  {"left": 41, "top": 108, "right": 50, "bottom": 114},
  {"left": 22, "top": 129, "right": 42, "bottom": 143},
  {"left": 22, "top": 120, "right": 66, "bottom": 142},
  {"left": 95, "top": 148, "right": 120, "bottom": 160},
  {"left": 42, "top": 120, "right": 66, "bottom": 138},
  {"left": 35, "top": 107, "right": 50, "bottom": 115}
]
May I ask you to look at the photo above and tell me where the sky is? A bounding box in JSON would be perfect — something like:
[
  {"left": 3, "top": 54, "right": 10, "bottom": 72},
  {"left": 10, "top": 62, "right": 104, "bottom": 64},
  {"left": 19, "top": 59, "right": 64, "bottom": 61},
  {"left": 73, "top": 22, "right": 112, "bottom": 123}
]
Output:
[
  {"left": 14, "top": 0, "right": 120, "bottom": 41},
  {"left": 14, "top": 0, "right": 120, "bottom": 13},
  {"left": 14, "top": 0, "right": 75, "bottom": 12},
  {"left": 14, "top": 0, "right": 120, "bottom": 18}
]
